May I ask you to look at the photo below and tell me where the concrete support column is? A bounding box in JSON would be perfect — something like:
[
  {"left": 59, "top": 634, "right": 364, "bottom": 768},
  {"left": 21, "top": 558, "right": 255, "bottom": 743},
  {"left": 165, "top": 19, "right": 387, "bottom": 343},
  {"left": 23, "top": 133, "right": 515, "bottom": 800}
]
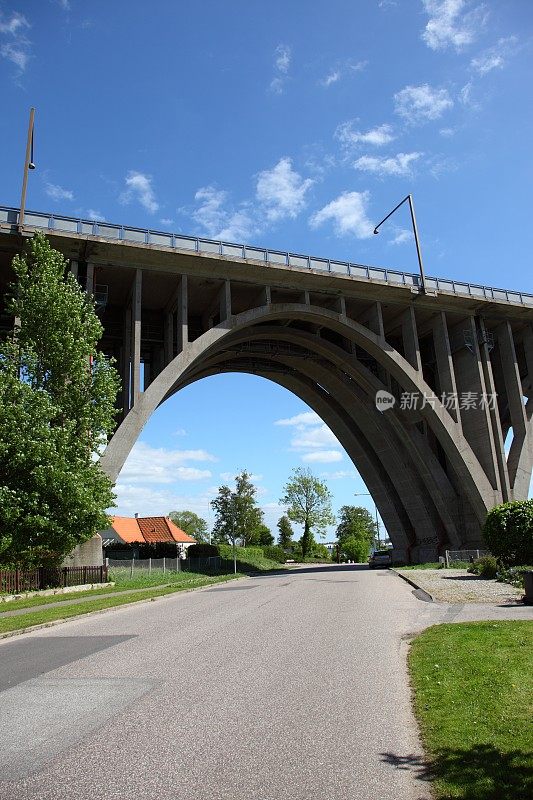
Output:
[
  {"left": 219, "top": 280, "right": 231, "bottom": 322},
  {"left": 85, "top": 262, "right": 95, "bottom": 296},
  {"left": 478, "top": 317, "right": 510, "bottom": 501},
  {"left": 122, "top": 304, "right": 132, "bottom": 415},
  {"left": 176, "top": 275, "right": 188, "bottom": 353},
  {"left": 402, "top": 306, "right": 422, "bottom": 372},
  {"left": 131, "top": 269, "right": 142, "bottom": 406},
  {"left": 451, "top": 317, "right": 501, "bottom": 493},
  {"left": 432, "top": 311, "right": 460, "bottom": 424},
  {"left": 164, "top": 311, "right": 174, "bottom": 366},
  {"left": 498, "top": 320, "right": 530, "bottom": 496},
  {"left": 361, "top": 302, "right": 389, "bottom": 387},
  {"left": 70, "top": 259, "right": 78, "bottom": 279}
]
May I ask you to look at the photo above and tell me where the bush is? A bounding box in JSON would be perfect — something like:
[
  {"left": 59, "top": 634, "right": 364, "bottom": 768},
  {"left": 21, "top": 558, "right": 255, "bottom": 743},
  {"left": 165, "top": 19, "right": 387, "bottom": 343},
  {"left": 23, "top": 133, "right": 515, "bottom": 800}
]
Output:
[
  {"left": 496, "top": 564, "right": 533, "bottom": 589},
  {"left": 483, "top": 500, "right": 533, "bottom": 566},
  {"left": 261, "top": 545, "right": 286, "bottom": 563},
  {"left": 187, "top": 543, "right": 220, "bottom": 558},
  {"left": 468, "top": 555, "right": 498, "bottom": 578}
]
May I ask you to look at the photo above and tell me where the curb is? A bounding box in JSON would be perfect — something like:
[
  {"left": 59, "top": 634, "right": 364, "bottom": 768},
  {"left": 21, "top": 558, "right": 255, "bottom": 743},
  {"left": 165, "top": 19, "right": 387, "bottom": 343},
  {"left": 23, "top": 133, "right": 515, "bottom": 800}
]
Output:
[
  {"left": 0, "top": 574, "right": 247, "bottom": 641},
  {"left": 391, "top": 568, "right": 434, "bottom": 602}
]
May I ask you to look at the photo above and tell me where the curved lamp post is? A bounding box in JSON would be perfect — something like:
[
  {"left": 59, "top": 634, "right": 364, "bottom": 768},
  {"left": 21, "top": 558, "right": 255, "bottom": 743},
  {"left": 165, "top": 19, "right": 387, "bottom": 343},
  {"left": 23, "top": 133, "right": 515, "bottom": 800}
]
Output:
[
  {"left": 373, "top": 193, "right": 426, "bottom": 293},
  {"left": 19, "top": 107, "right": 36, "bottom": 231}
]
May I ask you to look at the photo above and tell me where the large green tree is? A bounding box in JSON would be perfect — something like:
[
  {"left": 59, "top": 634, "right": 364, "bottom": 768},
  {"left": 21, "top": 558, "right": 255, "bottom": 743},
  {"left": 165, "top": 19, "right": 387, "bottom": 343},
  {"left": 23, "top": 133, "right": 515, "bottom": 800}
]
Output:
[
  {"left": 0, "top": 234, "right": 120, "bottom": 567},
  {"left": 210, "top": 470, "right": 264, "bottom": 546},
  {"left": 336, "top": 505, "right": 376, "bottom": 562},
  {"left": 169, "top": 510, "right": 208, "bottom": 542},
  {"left": 277, "top": 515, "right": 294, "bottom": 549},
  {"left": 280, "top": 467, "right": 335, "bottom": 559}
]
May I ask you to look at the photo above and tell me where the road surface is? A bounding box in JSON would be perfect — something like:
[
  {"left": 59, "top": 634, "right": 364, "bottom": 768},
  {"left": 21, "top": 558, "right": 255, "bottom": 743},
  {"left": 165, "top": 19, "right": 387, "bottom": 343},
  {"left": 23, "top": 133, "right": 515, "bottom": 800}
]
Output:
[{"left": 1, "top": 564, "right": 531, "bottom": 800}]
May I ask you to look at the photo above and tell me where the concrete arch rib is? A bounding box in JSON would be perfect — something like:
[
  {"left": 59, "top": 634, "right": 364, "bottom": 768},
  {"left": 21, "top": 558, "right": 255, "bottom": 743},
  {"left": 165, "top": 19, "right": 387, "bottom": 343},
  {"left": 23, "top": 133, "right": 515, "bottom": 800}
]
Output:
[
  {"left": 100, "top": 304, "right": 495, "bottom": 527},
  {"left": 192, "top": 324, "right": 463, "bottom": 540},
  {"left": 179, "top": 362, "right": 416, "bottom": 561},
  {"left": 186, "top": 348, "right": 445, "bottom": 557}
]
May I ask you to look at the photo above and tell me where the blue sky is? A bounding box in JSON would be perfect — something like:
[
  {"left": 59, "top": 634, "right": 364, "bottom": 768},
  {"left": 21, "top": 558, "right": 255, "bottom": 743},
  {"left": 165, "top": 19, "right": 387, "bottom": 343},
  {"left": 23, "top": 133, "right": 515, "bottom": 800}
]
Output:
[{"left": 1, "top": 1, "right": 532, "bottom": 537}]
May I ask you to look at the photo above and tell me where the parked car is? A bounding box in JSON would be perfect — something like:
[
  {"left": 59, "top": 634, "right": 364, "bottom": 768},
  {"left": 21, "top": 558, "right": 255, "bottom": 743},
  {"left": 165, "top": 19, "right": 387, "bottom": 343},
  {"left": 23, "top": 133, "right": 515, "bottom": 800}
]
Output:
[{"left": 369, "top": 550, "right": 393, "bottom": 569}]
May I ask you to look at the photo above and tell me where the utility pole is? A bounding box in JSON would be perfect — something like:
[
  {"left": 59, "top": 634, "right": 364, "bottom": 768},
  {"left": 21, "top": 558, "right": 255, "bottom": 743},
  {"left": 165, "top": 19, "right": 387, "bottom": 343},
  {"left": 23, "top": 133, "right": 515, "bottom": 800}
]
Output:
[{"left": 19, "top": 107, "right": 36, "bottom": 231}]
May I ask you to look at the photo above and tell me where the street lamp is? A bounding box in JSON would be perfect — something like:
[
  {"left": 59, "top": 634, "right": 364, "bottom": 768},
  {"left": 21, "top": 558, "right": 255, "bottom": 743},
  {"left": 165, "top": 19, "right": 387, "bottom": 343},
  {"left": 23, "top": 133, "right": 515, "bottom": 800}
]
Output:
[
  {"left": 19, "top": 107, "right": 36, "bottom": 231},
  {"left": 354, "top": 492, "right": 381, "bottom": 550},
  {"left": 373, "top": 194, "right": 426, "bottom": 293}
]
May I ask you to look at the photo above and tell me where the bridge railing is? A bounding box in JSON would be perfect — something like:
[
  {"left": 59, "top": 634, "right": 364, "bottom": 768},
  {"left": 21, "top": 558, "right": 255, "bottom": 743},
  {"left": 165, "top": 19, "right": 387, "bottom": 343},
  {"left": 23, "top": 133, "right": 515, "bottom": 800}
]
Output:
[{"left": 1, "top": 206, "right": 531, "bottom": 306}]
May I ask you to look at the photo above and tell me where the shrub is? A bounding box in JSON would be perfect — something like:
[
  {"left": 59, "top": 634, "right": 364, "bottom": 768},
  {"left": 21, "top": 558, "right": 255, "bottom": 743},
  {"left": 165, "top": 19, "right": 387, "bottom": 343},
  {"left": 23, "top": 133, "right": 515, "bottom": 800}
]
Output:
[
  {"left": 261, "top": 545, "right": 286, "bottom": 563},
  {"left": 468, "top": 555, "right": 498, "bottom": 578},
  {"left": 483, "top": 500, "right": 533, "bottom": 566},
  {"left": 496, "top": 564, "right": 533, "bottom": 589},
  {"left": 187, "top": 543, "right": 220, "bottom": 558}
]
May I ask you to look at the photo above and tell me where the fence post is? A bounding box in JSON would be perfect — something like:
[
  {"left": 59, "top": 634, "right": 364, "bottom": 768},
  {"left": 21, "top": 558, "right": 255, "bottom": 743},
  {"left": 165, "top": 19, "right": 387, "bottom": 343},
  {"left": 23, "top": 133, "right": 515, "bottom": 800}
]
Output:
[
  {"left": 83, "top": 566, "right": 88, "bottom": 585},
  {"left": 130, "top": 558, "right": 134, "bottom": 578},
  {"left": 15, "top": 568, "right": 20, "bottom": 594},
  {"left": 163, "top": 557, "right": 166, "bottom": 574},
  {"left": 149, "top": 558, "right": 152, "bottom": 575},
  {"left": 476, "top": 549, "right": 480, "bottom": 560},
  {"left": 445, "top": 550, "right": 449, "bottom": 569}
]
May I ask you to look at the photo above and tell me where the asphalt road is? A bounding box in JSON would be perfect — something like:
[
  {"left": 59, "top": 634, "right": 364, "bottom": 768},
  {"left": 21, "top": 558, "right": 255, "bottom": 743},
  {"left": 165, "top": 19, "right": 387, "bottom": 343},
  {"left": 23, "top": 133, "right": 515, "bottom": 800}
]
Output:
[{"left": 1, "top": 565, "right": 531, "bottom": 800}]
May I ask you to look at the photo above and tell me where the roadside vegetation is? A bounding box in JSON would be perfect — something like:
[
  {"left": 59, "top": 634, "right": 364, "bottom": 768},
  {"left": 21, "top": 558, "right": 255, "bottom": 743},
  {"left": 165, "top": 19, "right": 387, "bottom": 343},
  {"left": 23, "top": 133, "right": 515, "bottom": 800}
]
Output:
[
  {"left": 0, "top": 572, "right": 243, "bottom": 634},
  {"left": 409, "top": 621, "right": 533, "bottom": 800}
]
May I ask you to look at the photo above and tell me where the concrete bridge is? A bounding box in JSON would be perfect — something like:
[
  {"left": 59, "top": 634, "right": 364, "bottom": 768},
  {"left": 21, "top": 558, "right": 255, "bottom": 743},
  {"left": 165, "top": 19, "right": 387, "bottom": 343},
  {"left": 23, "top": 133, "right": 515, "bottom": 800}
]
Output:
[{"left": 1, "top": 205, "right": 532, "bottom": 562}]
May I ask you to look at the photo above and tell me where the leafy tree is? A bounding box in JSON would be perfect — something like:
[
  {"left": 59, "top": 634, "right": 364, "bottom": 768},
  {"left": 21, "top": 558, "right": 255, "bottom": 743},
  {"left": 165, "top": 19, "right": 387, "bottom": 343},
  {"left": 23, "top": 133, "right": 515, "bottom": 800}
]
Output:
[
  {"left": 169, "top": 510, "right": 208, "bottom": 542},
  {"left": 255, "top": 524, "right": 274, "bottom": 546},
  {"left": 210, "top": 470, "right": 264, "bottom": 546},
  {"left": 336, "top": 505, "right": 376, "bottom": 562},
  {"left": 0, "top": 234, "right": 119, "bottom": 567},
  {"left": 483, "top": 500, "right": 533, "bottom": 566},
  {"left": 280, "top": 467, "right": 335, "bottom": 559},
  {"left": 277, "top": 515, "right": 294, "bottom": 549}
]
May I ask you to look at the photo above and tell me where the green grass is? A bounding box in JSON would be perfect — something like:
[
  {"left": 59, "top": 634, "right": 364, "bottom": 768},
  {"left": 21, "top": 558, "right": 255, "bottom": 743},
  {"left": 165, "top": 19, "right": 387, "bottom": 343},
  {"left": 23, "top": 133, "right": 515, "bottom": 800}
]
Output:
[
  {"left": 408, "top": 621, "right": 533, "bottom": 800},
  {"left": 0, "top": 573, "right": 242, "bottom": 633},
  {"left": 217, "top": 545, "right": 288, "bottom": 572},
  {"left": 399, "top": 562, "right": 442, "bottom": 570}
]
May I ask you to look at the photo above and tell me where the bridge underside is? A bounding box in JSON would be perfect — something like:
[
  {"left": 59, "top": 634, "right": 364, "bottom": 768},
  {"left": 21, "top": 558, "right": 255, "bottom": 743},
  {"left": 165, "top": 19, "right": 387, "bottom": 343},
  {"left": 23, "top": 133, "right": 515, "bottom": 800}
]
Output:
[{"left": 1, "top": 228, "right": 532, "bottom": 562}]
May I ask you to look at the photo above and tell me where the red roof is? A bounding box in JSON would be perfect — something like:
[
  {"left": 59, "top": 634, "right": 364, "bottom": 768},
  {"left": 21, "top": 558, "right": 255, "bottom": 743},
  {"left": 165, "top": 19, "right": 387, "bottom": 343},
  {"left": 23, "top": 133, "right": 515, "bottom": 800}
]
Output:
[{"left": 110, "top": 516, "right": 196, "bottom": 545}]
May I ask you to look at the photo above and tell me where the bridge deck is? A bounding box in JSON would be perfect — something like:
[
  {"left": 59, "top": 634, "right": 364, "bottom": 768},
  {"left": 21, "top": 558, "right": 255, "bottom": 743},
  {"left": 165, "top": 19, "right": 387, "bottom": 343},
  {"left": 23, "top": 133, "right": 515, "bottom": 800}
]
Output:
[{"left": 1, "top": 205, "right": 531, "bottom": 308}]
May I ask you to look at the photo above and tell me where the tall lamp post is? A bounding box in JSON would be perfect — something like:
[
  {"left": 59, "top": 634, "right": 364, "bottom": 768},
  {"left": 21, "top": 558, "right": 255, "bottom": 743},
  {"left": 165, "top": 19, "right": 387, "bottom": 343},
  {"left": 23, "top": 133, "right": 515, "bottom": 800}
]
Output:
[
  {"left": 19, "top": 107, "right": 36, "bottom": 231},
  {"left": 373, "top": 194, "right": 426, "bottom": 293},
  {"left": 354, "top": 492, "right": 381, "bottom": 550}
]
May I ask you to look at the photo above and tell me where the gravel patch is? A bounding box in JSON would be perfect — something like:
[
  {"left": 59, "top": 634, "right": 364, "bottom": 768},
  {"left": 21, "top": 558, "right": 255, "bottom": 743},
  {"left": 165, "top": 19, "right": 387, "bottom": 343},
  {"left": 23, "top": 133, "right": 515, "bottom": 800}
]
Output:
[{"left": 395, "top": 568, "right": 523, "bottom": 604}]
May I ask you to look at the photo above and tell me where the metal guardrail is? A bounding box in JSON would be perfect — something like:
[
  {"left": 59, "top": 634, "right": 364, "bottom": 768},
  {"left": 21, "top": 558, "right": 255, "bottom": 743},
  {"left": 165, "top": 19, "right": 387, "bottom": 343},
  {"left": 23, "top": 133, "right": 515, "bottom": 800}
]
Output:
[{"left": 1, "top": 205, "right": 532, "bottom": 306}]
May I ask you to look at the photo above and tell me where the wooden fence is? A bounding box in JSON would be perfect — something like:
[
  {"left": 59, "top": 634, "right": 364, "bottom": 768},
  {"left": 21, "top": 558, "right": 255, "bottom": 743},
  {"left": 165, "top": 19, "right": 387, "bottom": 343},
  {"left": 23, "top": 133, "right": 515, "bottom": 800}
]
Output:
[{"left": 0, "top": 565, "right": 108, "bottom": 595}]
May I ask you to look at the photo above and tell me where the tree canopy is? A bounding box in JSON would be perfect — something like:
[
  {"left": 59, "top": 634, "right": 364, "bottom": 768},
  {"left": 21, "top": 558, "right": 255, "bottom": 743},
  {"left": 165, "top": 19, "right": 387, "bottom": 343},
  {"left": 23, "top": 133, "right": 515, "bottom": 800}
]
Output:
[
  {"left": 210, "top": 470, "right": 265, "bottom": 546},
  {"left": 168, "top": 510, "right": 209, "bottom": 543},
  {"left": 0, "top": 234, "right": 120, "bottom": 567},
  {"left": 277, "top": 515, "right": 294, "bottom": 549},
  {"left": 280, "top": 467, "right": 335, "bottom": 558},
  {"left": 336, "top": 505, "right": 377, "bottom": 562}
]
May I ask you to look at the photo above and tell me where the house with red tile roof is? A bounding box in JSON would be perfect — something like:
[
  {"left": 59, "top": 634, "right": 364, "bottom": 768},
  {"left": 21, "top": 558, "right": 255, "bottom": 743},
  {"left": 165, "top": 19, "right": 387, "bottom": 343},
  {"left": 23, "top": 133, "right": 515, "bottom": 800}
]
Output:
[{"left": 101, "top": 516, "right": 196, "bottom": 558}]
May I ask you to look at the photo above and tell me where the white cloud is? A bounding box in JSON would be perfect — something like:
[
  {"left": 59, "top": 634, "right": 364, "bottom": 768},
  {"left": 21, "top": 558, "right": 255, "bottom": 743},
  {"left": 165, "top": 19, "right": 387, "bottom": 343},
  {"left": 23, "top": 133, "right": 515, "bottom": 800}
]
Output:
[
  {"left": 394, "top": 83, "right": 453, "bottom": 124},
  {"left": 389, "top": 227, "right": 413, "bottom": 245},
  {"left": 0, "top": 11, "right": 30, "bottom": 73},
  {"left": 192, "top": 186, "right": 255, "bottom": 241},
  {"left": 421, "top": 0, "right": 485, "bottom": 52},
  {"left": 87, "top": 209, "right": 105, "bottom": 221},
  {"left": 174, "top": 428, "right": 187, "bottom": 436},
  {"left": 58, "top": 0, "right": 71, "bottom": 10},
  {"left": 275, "top": 411, "right": 322, "bottom": 427},
  {"left": 309, "top": 191, "right": 373, "bottom": 239},
  {"left": 120, "top": 171, "right": 159, "bottom": 213},
  {"left": 320, "top": 70, "right": 341, "bottom": 87},
  {"left": 219, "top": 471, "right": 263, "bottom": 483},
  {"left": 353, "top": 152, "right": 422, "bottom": 177},
  {"left": 0, "top": 11, "right": 29, "bottom": 35},
  {"left": 270, "top": 44, "right": 291, "bottom": 94},
  {"left": 45, "top": 183, "right": 74, "bottom": 201},
  {"left": 302, "top": 450, "right": 343, "bottom": 463},
  {"left": 159, "top": 217, "right": 174, "bottom": 227},
  {"left": 256, "top": 157, "right": 314, "bottom": 222},
  {"left": 321, "top": 469, "right": 357, "bottom": 480},
  {"left": 112, "top": 483, "right": 218, "bottom": 519},
  {"left": 459, "top": 81, "right": 478, "bottom": 108},
  {"left": 335, "top": 122, "right": 395, "bottom": 148},
  {"left": 471, "top": 36, "right": 518, "bottom": 76},
  {"left": 291, "top": 424, "right": 339, "bottom": 450},
  {"left": 439, "top": 127, "right": 456, "bottom": 137},
  {"left": 120, "top": 441, "right": 216, "bottom": 485}
]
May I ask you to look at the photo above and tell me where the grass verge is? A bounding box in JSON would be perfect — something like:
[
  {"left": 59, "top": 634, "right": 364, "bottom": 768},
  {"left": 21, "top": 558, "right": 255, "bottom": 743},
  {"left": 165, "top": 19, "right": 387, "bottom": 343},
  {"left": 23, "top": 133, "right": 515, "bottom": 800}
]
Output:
[
  {"left": 408, "top": 621, "right": 533, "bottom": 800},
  {"left": 0, "top": 573, "right": 242, "bottom": 634}
]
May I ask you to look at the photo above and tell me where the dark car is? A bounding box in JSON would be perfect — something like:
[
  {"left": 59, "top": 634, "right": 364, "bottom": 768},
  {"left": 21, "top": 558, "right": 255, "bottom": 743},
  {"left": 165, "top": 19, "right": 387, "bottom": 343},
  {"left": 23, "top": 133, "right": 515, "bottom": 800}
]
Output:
[{"left": 369, "top": 550, "right": 393, "bottom": 569}]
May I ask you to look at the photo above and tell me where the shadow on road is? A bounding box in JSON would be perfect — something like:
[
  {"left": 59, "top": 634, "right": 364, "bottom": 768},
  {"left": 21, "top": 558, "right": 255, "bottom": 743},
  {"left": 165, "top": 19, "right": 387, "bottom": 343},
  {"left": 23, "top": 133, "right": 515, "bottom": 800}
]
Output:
[
  {"left": 381, "top": 744, "right": 533, "bottom": 800},
  {"left": 252, "top": 564, "right": 370, "bottom": 579}
]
